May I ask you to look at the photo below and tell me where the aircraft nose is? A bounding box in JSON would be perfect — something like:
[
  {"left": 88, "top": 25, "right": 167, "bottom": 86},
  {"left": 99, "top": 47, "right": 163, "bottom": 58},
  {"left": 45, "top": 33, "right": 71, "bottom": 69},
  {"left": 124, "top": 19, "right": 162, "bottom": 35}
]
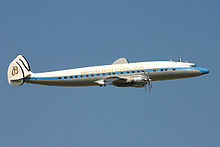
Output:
[{"left": 199, "top": 67, "right": 209, "bottom": 74}]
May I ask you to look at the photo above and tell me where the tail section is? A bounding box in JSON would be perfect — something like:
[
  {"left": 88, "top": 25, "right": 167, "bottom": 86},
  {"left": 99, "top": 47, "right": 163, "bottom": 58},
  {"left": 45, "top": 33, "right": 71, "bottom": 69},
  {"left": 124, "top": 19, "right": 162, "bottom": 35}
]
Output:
[{"left": 7, "top": 55, "right": 32, "bottom": 86}]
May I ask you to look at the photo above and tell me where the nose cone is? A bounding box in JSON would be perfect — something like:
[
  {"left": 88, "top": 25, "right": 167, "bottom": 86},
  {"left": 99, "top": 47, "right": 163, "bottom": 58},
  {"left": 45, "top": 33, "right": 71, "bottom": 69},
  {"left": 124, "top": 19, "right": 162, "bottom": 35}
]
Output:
[{"left": 199, "top": 67, "right": 209, "bottom": 74}]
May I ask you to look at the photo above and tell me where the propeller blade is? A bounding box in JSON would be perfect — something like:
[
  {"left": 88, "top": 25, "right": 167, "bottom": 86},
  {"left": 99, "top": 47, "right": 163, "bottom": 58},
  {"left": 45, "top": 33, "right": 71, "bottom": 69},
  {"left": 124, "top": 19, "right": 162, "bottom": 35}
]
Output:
[
  {"left": 149, "top": 79, "right": 152, "bottom": 88},
  {"left": 145, "top": 83, "right": 147, "bottom": 92},
  {"left": 144, "top": 71, "right": 147, "bottom": 93},
  {"left": 148, "top": 82, "right": 151, "bottom": 93}
]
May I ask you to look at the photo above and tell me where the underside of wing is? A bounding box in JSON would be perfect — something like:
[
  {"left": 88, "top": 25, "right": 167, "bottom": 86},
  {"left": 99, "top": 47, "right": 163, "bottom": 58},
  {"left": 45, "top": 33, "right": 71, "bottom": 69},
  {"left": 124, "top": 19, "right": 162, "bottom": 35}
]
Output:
[
  {"left": 95, "top": 75, "right": 146, "bottom": 88},
  {"left": 94, "top": 76, "right": 127, "bottom": 86}
]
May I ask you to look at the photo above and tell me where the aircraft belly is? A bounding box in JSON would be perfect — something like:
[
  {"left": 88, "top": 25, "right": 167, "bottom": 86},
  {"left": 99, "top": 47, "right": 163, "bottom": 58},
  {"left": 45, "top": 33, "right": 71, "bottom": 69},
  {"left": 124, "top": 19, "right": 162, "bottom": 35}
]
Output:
[{"left": 25, "top": 78, "right": 99, "bottom": 87}]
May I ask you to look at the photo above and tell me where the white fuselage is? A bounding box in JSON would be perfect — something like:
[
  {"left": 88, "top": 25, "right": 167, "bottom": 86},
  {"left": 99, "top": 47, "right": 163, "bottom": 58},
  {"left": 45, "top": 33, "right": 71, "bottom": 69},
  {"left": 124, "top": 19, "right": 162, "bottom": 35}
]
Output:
[{"left": 24, "top": 61, "right": 209, "bottom": 87}]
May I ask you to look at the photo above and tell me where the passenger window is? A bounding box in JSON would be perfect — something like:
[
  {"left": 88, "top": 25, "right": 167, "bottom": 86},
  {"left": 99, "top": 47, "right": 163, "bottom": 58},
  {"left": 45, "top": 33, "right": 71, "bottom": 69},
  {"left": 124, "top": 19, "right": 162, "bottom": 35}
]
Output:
[
  {"left": 86, "top": 75, "right": 89, "bottom": 77},
  {"left": 75, "top": 76, "right": 77, "bottom": 78},
  {"left": 64, "top": 76, "right": 67, "bottom": 79},
  {"left": 165, "top": 69, "right": 168, "bottom": 71},
  {"left": 173, "top": 68, "right": 176, "bottom": 71},
  {"left": 161, "top": 69, "right": 163, "bottom": 71},
  {"left": 70, "top": 76, "right": 73, "bottom": 78},
  {"left": 121, "top": 72, "right": 123, "bottom": 74},
  {"left": 59, "top": 77, "right": 61, "bottom": 79},
  {"left": 153, "top": 69, "right": 156, "bottom": 72},
  {"left": 91, "top": 74, "right": 94, "bottom": 76}
]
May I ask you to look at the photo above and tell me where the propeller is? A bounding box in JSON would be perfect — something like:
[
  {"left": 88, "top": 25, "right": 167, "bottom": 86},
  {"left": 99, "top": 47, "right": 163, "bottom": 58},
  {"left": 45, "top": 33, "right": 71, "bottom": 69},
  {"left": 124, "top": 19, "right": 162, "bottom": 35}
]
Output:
[{"left": 143, "top": 71, "right": 152, "bottom": 93}]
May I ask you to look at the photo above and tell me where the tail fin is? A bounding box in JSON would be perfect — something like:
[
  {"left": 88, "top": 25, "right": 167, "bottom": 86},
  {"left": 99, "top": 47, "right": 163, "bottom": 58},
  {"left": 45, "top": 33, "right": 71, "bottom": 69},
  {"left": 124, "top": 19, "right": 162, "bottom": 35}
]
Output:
[{"left": 7, "top": 55, "right": 32, "bottom": 86}]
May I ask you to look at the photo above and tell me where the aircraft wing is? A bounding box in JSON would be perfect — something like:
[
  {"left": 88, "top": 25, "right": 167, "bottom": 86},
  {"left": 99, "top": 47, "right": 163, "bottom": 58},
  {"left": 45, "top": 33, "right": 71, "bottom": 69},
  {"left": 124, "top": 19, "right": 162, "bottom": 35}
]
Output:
[
  {"left": 95, "top": 76, "right": 127, "bottom": 85},
  {"left": 95, "top": 75, "right": 145, "bottom": 87}
]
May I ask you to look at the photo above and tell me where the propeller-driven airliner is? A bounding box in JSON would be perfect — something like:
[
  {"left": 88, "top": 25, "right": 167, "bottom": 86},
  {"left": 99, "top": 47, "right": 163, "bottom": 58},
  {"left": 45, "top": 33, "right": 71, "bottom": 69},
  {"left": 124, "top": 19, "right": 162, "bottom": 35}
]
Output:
[{"left": 7, "top": 55, "right": 209, "bottom": 92}]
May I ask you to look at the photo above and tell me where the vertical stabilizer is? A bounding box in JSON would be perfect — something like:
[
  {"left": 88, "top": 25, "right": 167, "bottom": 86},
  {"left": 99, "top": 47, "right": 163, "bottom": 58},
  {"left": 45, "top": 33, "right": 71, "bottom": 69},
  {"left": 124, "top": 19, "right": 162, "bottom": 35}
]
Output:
[
  {"left": 7, "top": 55, "right": 32, "bottom": 86},
  {"left": 112, "top": 57, "right": 129, "bottom": 64}
]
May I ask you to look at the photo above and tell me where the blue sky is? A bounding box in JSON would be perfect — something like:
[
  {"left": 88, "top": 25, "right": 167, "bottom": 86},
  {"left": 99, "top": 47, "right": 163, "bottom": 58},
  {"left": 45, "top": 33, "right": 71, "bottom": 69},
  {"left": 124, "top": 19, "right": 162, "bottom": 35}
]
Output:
[{"left": 0, "top": 0, "right": 219, "bottom": 147}]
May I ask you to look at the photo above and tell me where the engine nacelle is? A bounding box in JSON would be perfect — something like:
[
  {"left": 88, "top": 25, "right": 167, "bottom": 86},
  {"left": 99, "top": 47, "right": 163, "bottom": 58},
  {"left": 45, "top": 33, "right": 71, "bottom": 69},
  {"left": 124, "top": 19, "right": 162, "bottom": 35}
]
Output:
[
  {"left": 132, "top": 76, "right": 145, "bottom": 83},
  {"left": 126, "top": 76, "right": 146, "bottom": 87}
]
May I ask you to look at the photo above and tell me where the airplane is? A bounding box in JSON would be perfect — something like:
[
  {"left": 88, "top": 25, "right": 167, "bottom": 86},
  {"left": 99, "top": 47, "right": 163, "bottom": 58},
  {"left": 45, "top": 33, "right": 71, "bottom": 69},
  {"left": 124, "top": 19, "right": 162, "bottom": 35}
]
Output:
[{"left": 7, "top": 55, "right": 209, "bottom": 92}]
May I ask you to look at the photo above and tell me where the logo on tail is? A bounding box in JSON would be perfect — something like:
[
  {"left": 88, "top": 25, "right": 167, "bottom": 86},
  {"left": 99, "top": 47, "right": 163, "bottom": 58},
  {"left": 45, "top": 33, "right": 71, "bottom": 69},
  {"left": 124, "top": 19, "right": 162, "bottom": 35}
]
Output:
[{"left": 11, "top": 66, "right": 19, "bottom": 76}]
